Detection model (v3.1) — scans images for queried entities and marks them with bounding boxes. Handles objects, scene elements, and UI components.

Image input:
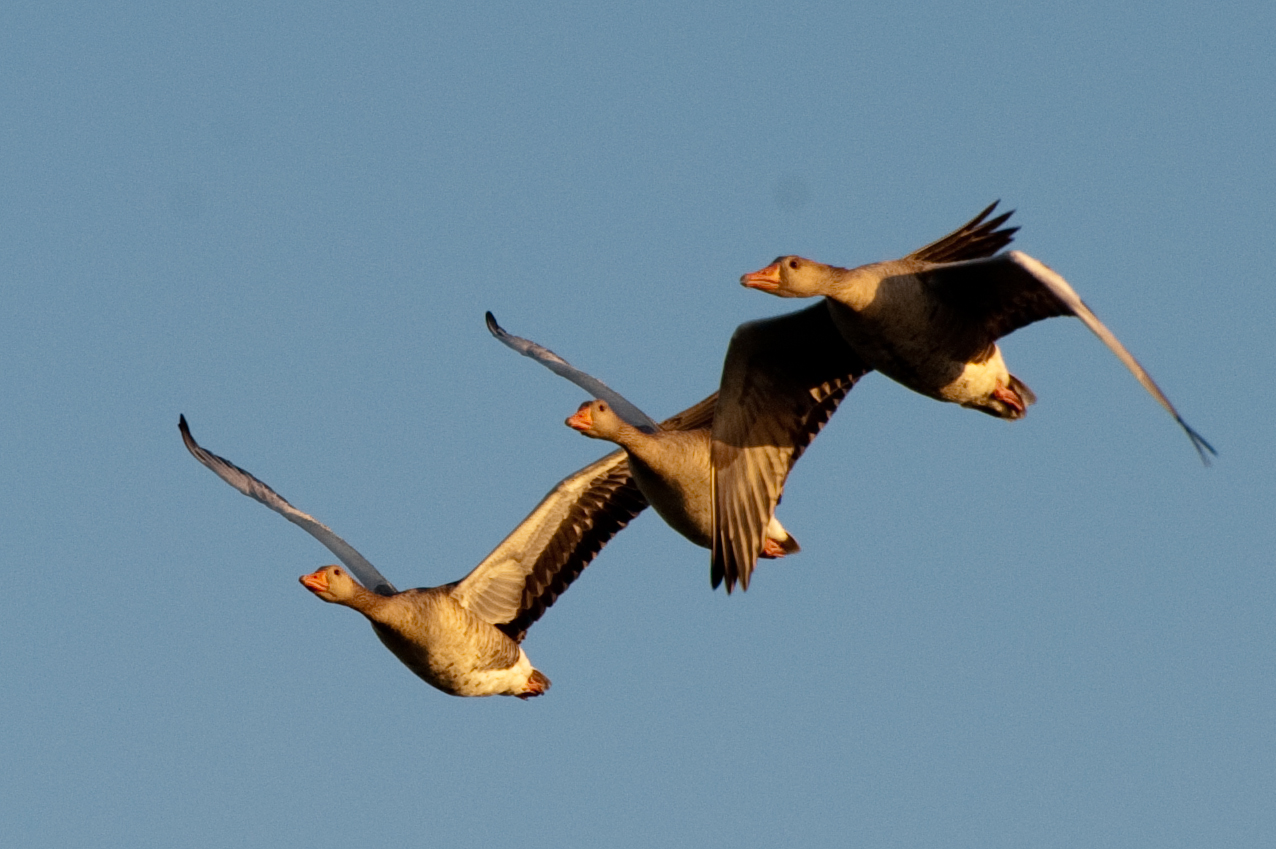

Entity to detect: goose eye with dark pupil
[788,259,799,269]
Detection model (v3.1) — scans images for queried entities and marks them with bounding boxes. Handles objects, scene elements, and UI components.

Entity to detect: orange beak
[299,570,329,594]
[566,403,593,432]
[740,262,782,291]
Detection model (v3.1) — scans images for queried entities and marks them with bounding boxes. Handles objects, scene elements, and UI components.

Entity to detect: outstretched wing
[486,311,661,433]
[179,415,398,595]
[453,394,718,641]
[922,251,1216,463]
[905,201,1018,264]
[710,302,870,592]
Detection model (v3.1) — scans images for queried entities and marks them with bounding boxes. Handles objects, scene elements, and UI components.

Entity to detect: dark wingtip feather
[710,540,727,590]
[710,528,746,594]
[497,473,649,642]
[1180,419,1217,466]
[907,201,1019,264]
[178,414,197,451]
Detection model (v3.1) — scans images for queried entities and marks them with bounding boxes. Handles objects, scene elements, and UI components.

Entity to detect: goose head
[566,399,624,441]
[741,256,832,298]
[299,564,363,604]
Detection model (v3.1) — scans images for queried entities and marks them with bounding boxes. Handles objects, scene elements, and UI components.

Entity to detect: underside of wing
[453,394,719,640]
[452,449,646,641]
[655,391,718,432]
[905,201,1018,264]
[919,252,1075,360]
[710,303,869,592]
[178,416,398,595]
[486,311,661,433]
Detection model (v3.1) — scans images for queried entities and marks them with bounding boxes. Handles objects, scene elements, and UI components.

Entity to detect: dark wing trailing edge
[710,302,870,592]
[906,201,1018,264]
[486,311,661,433]
[179,415,398,595]
[922,252,1216,464]
[454,448,646,642]
[498,454,649,641]
[453,393,720,641]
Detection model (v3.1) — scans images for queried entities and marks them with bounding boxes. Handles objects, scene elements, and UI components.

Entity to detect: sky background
[3,2,1273,847]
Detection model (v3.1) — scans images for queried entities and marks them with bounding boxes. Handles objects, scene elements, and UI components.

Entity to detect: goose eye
[788,259,799,269]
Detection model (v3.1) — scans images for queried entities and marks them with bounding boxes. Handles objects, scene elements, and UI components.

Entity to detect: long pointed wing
[710,302,870,592]
[178,416,398,595]
[922,252,1216,463]
[486,311,661,433]
[453,394,718,640]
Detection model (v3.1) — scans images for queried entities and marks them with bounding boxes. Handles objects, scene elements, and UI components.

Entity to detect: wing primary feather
[498,457,649,641]
[486,311,661,433]
[178,415,398,595]
[709,467,725,589]
[906,201,1019,264]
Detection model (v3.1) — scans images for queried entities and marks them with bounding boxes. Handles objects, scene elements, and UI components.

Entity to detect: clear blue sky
[3,2,1273,847]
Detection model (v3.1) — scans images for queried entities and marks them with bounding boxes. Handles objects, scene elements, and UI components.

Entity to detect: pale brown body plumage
[755,256,1027,417]
[618,425,715,548]
[369,587,536,697]
[567,399,798,558]
[299,566,544,698]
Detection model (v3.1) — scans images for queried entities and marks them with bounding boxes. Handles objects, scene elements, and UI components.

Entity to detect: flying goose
[487,313,800,582]
[178,400,714,698]
[564,397,801,559]
[740,202,1215,463]
[488,310,860,592]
